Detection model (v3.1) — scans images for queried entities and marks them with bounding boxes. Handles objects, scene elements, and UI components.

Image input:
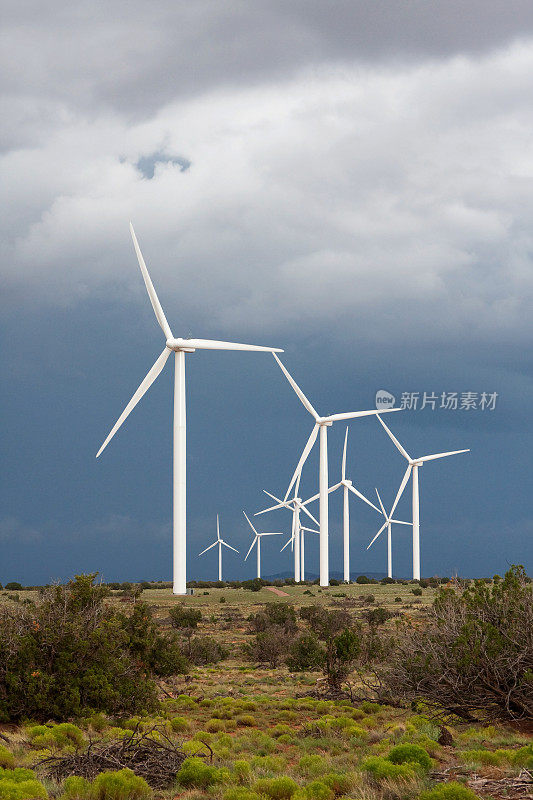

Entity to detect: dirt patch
[266,586,290,597]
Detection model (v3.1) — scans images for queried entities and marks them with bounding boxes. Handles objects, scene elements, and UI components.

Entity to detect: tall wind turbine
[280,525,319,582]
[376,415,469,580]
[305,427,381,583]
[255,472,319,582]
[198,515,239,581]
[366,488,412,578]
[273,354,399,587]
[243,512,283,579]
[96,224,283,595]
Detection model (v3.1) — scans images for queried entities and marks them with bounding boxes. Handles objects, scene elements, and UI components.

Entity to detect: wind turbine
[273,354,399,587]
[198,515,239,581]
[305,427,381,583]
[255,472,319,582]
[243,512,283,579]
[376,415,469,580]
[280,525,319,582]
[96,224,283,595]
[366,488,412,578]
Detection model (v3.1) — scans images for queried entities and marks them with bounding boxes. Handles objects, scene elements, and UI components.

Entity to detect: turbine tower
[366,488,412,578]
[376,415,469,580]
[243,512,283,579]
[96,224,283,595]
[273,354,398,587]
[280,525,319,581]
[198,515,239,581]
[305,427,381,583]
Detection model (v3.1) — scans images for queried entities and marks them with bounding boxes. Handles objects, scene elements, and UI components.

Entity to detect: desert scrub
[361,756,417,781]
[0,767,48,800]
[253,777,299,800]
[224,790,261,800]
[322,772,356,795]
[250,756,286,776]
[272,725,293,738]
[232,760,252,785]
[297,755,329,779]
[236,715,256,727]
[513,745,533,768]
[292,781,333,800]
[0,749,14,770]
[419,782,482,800]
[61,775,91,799]
[176,757,223,789]
[388,743,433,770]
[27,723,85,750]
[90,768,151,800]
[170,716,190,733]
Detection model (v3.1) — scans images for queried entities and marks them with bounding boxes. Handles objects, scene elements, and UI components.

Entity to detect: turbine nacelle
[166,339,196,352]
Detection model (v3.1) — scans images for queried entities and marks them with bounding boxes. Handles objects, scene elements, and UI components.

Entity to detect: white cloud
[2,42,533,346]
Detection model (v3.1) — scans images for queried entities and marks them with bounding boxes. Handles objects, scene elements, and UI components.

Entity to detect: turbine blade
[280,537,293,552]
[198,541,218,556]
[273,353,319,420]
[367,522,388,550]
[329,482,342,494]
[294,470,302,499]
[130,224,173,340]
[389,464,412,518]
[327,408,400,422]
[347,483,381,513]
[259,532,284,536]
[417,449,470,463]
[96,347,170,458]
[391,519,412,526]
[216,514,220,541]
[376,414,411,460]
[301,527,319,534]
[244,537,257,561]
[184,338,282,352]
[255,503,286,516]
[299,503,319,526]
[284,424,319,501]
[341,427,348,481]
[375,488,387,517]
[263,490,284,504]
[221,541,239,553]
[243,511,259,537]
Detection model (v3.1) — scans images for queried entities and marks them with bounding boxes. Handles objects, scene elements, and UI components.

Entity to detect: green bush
[460,749,504,766]
[322,772,355,795]
[293,781,334,800]
[361,756,416,781]
[272,725,292,738]
[388,743,432,770]
[419,782,482,800]
[0,749,14,770]
[253,777,299,800]
[176,757,221,789]
[287,635,325,672]
[0,768,48,800]
[236,715,256,727]
[513,745,533,768]
[170,716,190,733]
[297,755,329,778]
[61,775,91,799]
[90,768,151,800]
[224,790,260,800]
[232,760,252,785]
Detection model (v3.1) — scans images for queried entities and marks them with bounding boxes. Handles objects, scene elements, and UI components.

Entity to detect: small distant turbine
[198,515,239,582]
[367,488,412,578]
[305,427,381,583]
[96,224,283,595]
[281,525,319,582]
[376,415,469,580]
[243,512,283,579]
[273,353,399,587]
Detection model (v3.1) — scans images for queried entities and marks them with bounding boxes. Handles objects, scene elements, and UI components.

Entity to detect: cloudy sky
[1,0,532,584]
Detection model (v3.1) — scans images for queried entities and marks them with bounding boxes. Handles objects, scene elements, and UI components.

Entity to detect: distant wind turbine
[367,488,412,578]
[96,224,283,595]
[280,525,319,582]
[376,415,469,580]
[198,515,239,581]
[273,354,399,587]
[243,512,283,579]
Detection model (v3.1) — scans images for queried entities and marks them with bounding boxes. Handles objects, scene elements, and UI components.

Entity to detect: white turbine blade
[376,414,411,461]
[302,491,319,505]
[183,338,283,352]
[299,503,319,526]
[301,527,319,534]
[389,464,412,518]
[216,515,220,541]
[375,488,387,517]
[327,408,400,423]
[130,224,173,340]
[390,519,412,526]
[96,347,170,458]
[294,470,302,498]
[198,541,218,556]
[285,423,319,500]
[329,482,342,494]
[367,522,388,550]
[244,536,257,561]
[347,483,381,513]
[221,540,239,553]
[255,501,288,516]
[259,532,284,536]
[280,537,294,552]
[263,490,284,504]
[417,449,470,463]
[341,427,348,481]
[273,353,319,420]
[243,511,259,537]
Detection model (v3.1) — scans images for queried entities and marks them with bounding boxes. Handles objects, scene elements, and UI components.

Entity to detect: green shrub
[236,715,256,727]
[61,776,91,799]
[419,782,482,800]
[287,635,325,672]
[170,716,190,733]
[513,745,533,768]
[322,772,355,795]
[297,755,329,778]
[361,756,416,781]
[224,790,260,800]
[250,756,285,774]
[388,744,432,771]
[253,777,299,800]
[272,725,292,738]
[0,768,48,800]
[293,782,333,800]
[176,757,221,789]
[87,714,108,733]
[461,749,503,766]
[0,749,14,770]
[361,701,380,714]
[90,768,151,800]
[232,760,252,785]
[206,719,226,733]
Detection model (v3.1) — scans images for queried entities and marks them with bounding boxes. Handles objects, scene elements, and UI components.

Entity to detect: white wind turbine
[280,524,319,582]
[305,427,381,583]
[273,354,399,587]
[96,224,283,595]
[243,512,284,579]
[366,489,412,579]
[376,415,469,580]
[198,515,239,581]
[255,472,319,582]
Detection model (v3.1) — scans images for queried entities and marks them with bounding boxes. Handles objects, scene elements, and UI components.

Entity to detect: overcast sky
[1,1,532,584]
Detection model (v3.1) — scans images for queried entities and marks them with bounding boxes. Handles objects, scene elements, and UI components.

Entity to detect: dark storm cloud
[3,0,533,116]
